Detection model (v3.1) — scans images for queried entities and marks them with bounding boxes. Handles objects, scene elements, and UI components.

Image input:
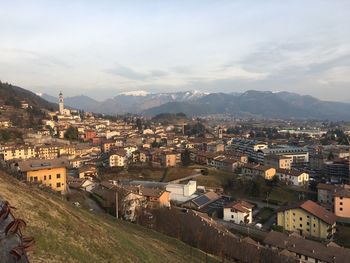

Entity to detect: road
[216,219,268,242]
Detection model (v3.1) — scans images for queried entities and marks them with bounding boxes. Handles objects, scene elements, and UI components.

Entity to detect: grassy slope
[0,171,218,263]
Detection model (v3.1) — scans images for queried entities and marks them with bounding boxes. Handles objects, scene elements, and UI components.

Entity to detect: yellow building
[18,158,68,194]
[1,146,36,161]
[277,200,336,240]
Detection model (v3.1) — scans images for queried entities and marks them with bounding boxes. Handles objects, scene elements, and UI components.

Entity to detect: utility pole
[347,137,350,181]
[115,191,119,219]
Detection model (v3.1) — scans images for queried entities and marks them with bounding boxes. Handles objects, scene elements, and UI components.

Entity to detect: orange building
[334,189,350,218]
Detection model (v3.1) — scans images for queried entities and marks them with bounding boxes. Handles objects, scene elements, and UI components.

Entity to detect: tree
[181,149,191,166]
[64,126,79,140]
[327,151,334,161]
[136,118,142,131]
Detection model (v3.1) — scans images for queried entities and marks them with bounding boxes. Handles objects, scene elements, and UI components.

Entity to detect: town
[1,89,350,263]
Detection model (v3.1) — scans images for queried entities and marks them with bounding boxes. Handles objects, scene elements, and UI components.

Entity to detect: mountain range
[41,90,350,120]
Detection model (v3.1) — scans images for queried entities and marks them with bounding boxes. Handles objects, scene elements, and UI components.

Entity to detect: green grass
[0,171,219,263]
[195,169,233,188]
[163,167,197,182]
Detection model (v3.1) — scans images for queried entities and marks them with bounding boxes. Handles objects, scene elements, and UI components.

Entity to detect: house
[264,231,350,263]
[276,169,309,186]
[18,158,68,193]
[78,165,98,179]
[102,140,116,153]
[109,149,127,167]
[241,164,276,180]
[67,177,95,192]
[223,200,254,224]
[182,191,220,210]
[277,200,337,240]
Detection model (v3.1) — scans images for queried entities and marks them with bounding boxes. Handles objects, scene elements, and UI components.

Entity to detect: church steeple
[59,91,64,115]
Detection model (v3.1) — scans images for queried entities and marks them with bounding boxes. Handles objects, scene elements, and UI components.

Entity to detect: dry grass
[0,171,219,263]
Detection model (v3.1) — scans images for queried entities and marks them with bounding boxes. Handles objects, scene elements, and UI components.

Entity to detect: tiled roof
[264,231,350,263]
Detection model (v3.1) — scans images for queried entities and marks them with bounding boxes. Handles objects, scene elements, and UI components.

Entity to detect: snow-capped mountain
[41,90,210,114]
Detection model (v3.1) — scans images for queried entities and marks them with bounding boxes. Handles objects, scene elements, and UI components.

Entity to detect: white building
[276,169,309,186]
[109,150,127,167]
[166,180,197,202]
[223,200,254,224]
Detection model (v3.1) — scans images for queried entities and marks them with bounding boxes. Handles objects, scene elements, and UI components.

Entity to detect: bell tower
[59,91,64,115]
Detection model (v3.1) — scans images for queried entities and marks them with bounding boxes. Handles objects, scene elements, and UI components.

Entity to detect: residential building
[241,164,276,180]
[109,149,127,167]
[226,138,268,161]
[277,200,337,240]
[257,146,309,166]
[223,200,254,224]
[334,188,350,219]
[276,169,309,186]
[264,231,350,263]
[18,158,68,193]
[1,146,36,161]
[264,154,292,170]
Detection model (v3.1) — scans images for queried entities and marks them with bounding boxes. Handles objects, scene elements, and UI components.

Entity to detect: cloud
[104,65,168,80]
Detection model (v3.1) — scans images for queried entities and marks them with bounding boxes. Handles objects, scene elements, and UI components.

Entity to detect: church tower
[59,91,64,115]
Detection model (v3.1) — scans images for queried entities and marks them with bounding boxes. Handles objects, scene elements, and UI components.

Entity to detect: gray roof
[18,158,68,172]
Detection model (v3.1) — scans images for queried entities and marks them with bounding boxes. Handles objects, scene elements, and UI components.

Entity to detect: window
[340,197,343,200]
[56,174,61,179]
[340,208,343,211]
[313,224,316,227]
[49,175,51,180]
[300,217,302,221]
[44,176,46,180]
[340,202,343,205]
[56,182,61,188]
[293,213,295,216]
[307,222,310,226]
[300,224,302,227]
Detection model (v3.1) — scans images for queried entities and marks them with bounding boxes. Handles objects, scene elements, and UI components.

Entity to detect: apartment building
[226,138,267,161]
[277,200,337,240]
[264,154,292,170]
[257,146,309,166]
[1,146,36,161]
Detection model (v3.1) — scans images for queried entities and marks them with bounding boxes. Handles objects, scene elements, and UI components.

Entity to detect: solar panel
[193,195,210,207]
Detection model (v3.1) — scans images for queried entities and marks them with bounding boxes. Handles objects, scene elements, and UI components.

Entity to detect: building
[58,91,64,115]
[264,155,292,170]
[1,146,36,161]
[18,158,68,193]
[334,188,350,219]
[264,231,350,263]
[317,183,350,212]
[160,152,179,167]
[277,200,337,240]
[226,138,268,161]
[109,149,127,167]
[276,169,309,186]
[241,164,276,180]
[257,146,309,166]
[324,159,349,179]
[223,200,254,224]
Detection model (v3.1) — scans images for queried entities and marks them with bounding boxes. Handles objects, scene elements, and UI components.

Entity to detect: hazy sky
[1,0,350,101]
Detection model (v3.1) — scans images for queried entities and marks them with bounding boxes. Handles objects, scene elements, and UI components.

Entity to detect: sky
[0,0,350,101]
